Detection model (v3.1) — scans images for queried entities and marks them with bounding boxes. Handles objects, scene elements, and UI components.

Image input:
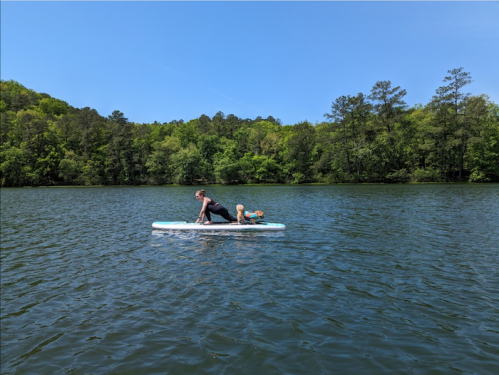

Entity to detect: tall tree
[324,95,353,175]
[212,111,226,137]
[428,68,474,180]
[442,68,473,180]
[467,99,499,182]
[283,121,316,183]
[74,107,105,160]
[106,110,135,184]
[459,95,489,179]
[369,80,407,147]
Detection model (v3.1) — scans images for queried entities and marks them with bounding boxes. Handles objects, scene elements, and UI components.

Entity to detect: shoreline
[2,181,496,189]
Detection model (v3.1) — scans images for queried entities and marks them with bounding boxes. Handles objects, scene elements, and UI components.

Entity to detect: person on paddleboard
[195,189,237,224]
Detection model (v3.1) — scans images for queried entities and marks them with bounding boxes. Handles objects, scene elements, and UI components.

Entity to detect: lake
[1,184,498,374]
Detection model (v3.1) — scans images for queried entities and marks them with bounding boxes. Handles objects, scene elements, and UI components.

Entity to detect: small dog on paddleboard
[244,210,264,224]
[236,205,264,224]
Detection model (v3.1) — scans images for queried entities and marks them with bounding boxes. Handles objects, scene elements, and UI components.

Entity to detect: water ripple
[1,185,498,374]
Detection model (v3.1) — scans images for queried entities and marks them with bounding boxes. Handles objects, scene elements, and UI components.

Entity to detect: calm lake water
[1,184,498,374]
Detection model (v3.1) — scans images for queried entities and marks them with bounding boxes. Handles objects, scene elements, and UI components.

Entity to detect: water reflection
[2,185,498,375]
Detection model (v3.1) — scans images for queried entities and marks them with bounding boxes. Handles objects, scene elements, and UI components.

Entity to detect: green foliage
[1,73,498,187]
[197,134,220,164]
[213,139,240,184]
[146,137,181,184]
[39,98,69,116]
[411,168,441,182]
[466,100,499,182]
[386,168,409,183]
[282,121,316,182]
[171,144,207,184]
[1,144,30,186]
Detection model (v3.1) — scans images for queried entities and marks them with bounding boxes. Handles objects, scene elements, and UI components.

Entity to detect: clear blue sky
[2,1,498,125]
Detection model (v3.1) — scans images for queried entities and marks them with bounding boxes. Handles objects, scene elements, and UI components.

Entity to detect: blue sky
[2,1,498,125]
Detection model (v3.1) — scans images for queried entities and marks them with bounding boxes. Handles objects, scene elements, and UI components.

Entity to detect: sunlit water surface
[1,184,498,374]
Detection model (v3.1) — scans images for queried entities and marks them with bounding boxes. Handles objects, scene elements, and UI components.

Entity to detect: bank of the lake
[2,180,496,189]
[3,76,499,188]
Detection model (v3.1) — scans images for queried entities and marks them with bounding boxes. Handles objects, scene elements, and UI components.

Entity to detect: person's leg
[204,206,212,221]
[220,210,237,222]
[209,205,237,222]
[217,206,237,221]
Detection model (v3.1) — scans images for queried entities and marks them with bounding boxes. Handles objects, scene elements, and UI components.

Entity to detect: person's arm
[196,198,210,223]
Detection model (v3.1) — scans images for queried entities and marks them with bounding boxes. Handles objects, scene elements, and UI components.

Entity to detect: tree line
[1,68,498,187]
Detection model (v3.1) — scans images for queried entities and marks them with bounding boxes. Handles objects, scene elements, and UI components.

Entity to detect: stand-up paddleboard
[152,221,286,231]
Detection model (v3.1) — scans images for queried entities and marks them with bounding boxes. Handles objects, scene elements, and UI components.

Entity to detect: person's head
[196,189,206,201]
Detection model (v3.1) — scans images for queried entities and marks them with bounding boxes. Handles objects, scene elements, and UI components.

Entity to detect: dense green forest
[1,68,498,187]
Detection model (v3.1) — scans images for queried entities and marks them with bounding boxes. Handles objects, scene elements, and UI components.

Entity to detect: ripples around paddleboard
[1,185,498,374]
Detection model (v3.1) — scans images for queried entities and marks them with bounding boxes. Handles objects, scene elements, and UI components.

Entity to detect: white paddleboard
[152,221,286,231]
